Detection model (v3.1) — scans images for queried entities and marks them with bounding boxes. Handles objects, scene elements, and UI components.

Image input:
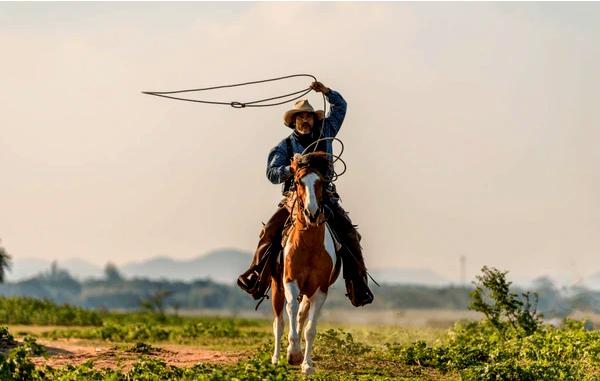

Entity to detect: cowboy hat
[283,99,324,128]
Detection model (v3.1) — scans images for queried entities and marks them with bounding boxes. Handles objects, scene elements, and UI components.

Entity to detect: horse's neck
[288,216,325,246]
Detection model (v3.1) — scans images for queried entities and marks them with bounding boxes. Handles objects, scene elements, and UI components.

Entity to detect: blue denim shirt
[266,90,347,193]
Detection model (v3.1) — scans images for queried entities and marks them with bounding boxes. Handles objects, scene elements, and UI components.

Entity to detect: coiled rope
[301,137,347,182]
[142,74,346,178]
[142,74,318,108]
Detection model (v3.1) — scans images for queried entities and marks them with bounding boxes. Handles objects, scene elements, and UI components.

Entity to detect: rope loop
[143,74,318,108]
[298,137,347,182]
[230,101,246,108]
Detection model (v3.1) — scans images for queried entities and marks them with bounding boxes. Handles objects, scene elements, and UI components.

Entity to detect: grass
[5,278,600,381]
[8,313,600,380]
[7,318,445,353]
[3,320,456,380]
[3,307,456,379]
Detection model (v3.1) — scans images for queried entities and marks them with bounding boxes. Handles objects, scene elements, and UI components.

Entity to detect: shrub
[470,266,541,338]
[0,326,14,343]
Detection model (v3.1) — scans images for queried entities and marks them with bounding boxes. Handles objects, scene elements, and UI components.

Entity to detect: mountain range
[8,250,600,289]
[6,249,251,285]
[7,249,453,286]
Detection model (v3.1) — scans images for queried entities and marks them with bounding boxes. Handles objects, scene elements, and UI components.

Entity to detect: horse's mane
[293,152,331,178]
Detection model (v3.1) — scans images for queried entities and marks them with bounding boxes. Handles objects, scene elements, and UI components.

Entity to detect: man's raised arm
[310,81,347,138]
[323,89,347,137]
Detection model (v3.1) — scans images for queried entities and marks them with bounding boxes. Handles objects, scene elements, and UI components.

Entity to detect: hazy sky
[1,2,599,283]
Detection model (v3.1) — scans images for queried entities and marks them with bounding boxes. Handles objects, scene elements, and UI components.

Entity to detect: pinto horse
[270,152,340,375]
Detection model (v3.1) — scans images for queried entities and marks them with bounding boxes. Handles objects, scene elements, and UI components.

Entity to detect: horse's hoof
[287,351,303,365]
[301,364,315,375]
[271,355,279,365]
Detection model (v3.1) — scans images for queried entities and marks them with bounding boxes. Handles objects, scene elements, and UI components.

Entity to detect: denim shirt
[266,89,347,193]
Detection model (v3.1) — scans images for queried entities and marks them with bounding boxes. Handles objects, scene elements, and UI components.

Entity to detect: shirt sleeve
[321,89,347,138]
[266,143,293,184]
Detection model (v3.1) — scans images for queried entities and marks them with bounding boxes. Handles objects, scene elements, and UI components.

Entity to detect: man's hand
[311,81,330,94]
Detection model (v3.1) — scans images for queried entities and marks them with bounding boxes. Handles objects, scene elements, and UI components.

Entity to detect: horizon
[2,3,600,285]
[6,249,600,289]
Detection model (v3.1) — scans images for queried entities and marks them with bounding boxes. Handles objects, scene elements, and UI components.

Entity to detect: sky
[1,2,599,284]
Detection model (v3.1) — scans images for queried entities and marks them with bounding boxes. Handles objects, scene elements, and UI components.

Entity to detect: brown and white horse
[270,152,340,375]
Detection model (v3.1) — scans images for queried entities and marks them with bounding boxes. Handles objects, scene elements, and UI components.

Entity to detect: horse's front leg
[301,289,328,375]
[297,295,310,338]
[284,280,303,365]
[271,279,285,364]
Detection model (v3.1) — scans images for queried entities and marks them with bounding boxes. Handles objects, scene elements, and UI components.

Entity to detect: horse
[270,152,341,375]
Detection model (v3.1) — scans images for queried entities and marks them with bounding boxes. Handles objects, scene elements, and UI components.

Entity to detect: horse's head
[291,152,331,227]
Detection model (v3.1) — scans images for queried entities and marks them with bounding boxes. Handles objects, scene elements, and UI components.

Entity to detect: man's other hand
[311,81,330,94]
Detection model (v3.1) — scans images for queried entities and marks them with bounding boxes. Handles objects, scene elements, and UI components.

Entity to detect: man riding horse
[237,81,374,307]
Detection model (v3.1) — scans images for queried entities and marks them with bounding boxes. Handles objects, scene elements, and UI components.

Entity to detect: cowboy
[237,81,374,307]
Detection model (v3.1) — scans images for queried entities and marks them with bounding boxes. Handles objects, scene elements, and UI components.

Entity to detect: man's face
[294,112,315,135]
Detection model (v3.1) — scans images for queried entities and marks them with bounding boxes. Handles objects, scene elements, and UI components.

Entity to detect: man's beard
[294,127,320,149]
[297,123,312,135]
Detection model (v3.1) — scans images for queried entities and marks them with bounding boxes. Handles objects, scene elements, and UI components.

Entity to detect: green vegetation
[0,348,300,381]
[2,267,600,379]
[470,266,541,337]
[386,319,600,380]
[39,319,250,343]
[5,317,600,380]
[384,268,600,380]
[0,296,102,326]
[0,327,13,343]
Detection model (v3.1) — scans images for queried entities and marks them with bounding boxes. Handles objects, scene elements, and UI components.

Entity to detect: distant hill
[7,257,103,280]
[21,251,596,291]
[7,249,252,284]
[120,249,252,284]
[9,252,453,287]
[370,267,449,286]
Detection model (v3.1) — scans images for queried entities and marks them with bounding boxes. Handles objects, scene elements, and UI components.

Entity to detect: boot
[329,203,374,307]
[345,275,374,307]
[238,205,289,299]
[237,243,276,300]
[237,268,259,294]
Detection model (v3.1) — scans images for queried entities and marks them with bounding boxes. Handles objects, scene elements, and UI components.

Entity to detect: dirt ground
[30,338,249,371]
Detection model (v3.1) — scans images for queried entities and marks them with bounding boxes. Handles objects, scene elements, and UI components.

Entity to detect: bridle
[292,167,327,229]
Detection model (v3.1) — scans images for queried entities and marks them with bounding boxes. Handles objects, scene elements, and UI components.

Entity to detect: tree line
[1,241,599,315]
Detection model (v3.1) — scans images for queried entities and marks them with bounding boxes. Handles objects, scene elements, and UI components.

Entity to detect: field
[1,306,600,380]
[3,268,600,380]
[2,306,458,380]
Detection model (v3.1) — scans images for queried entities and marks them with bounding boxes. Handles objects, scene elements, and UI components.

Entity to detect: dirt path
[31,339,249,371]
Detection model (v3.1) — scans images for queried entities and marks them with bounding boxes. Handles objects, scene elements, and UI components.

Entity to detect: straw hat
[283,99,324,128]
